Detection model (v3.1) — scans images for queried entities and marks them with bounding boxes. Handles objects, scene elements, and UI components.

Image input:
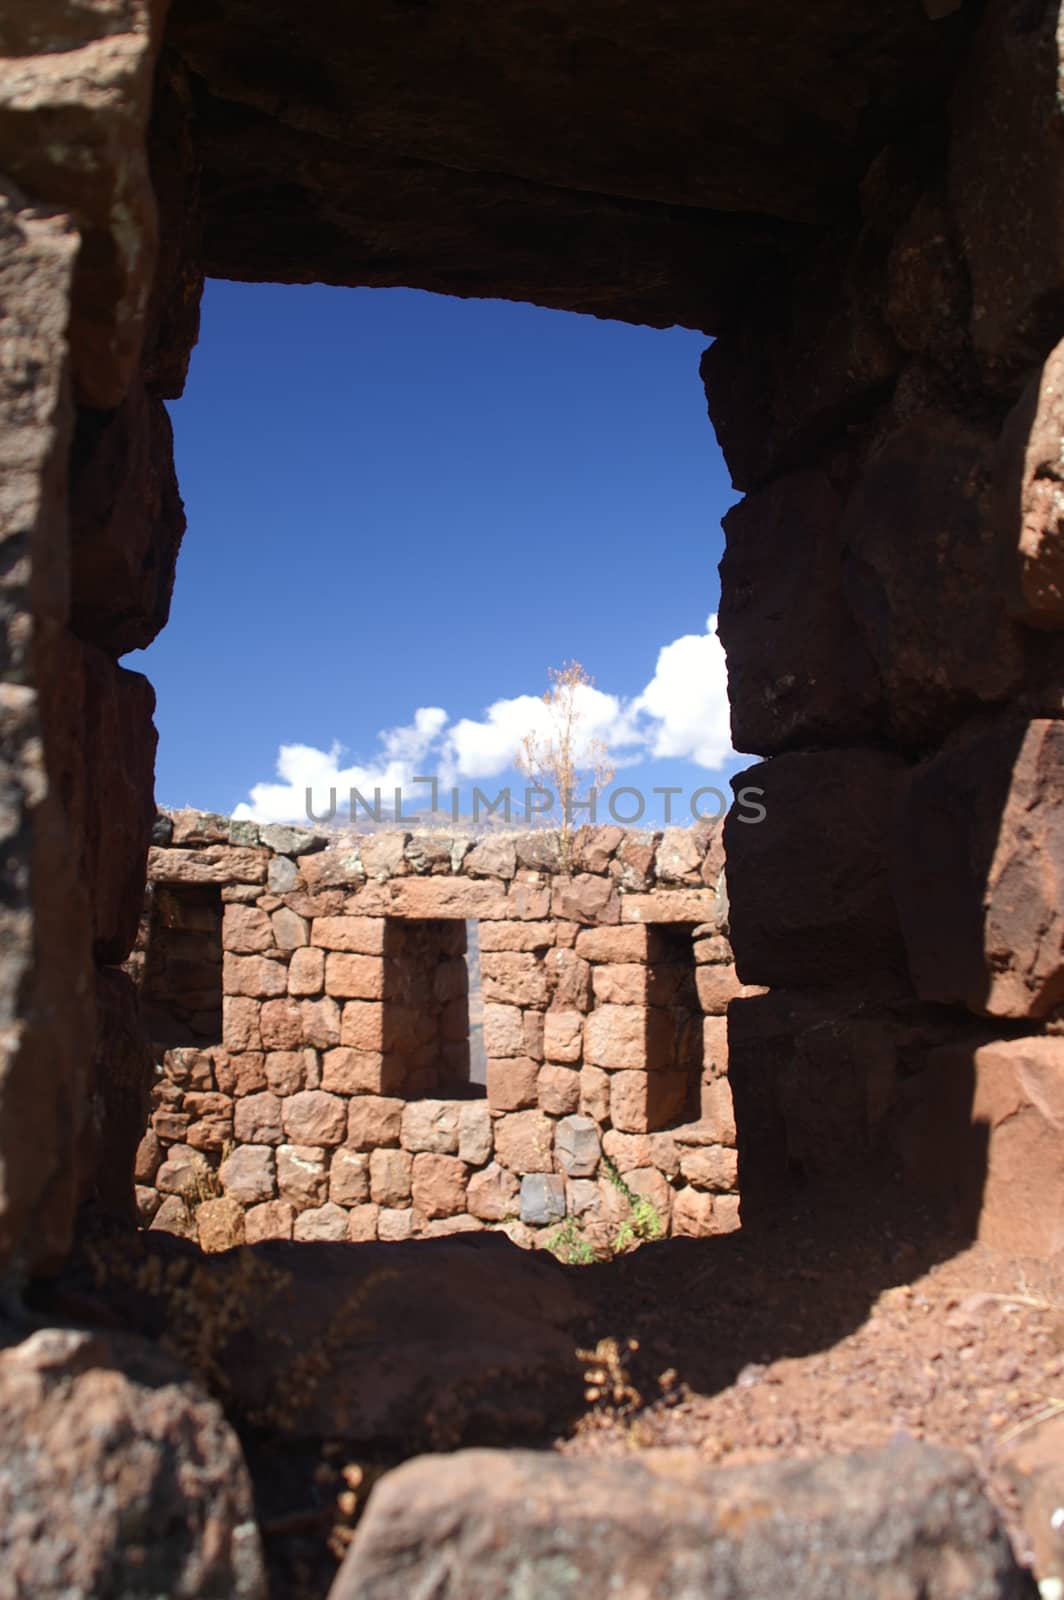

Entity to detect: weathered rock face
[165,0,969,328]
[895,1035,1064,1258]
[724,749,906,989]
[0,1324,266,1599]
[0,181,95,1280]
[894,719,1064,1019]
[3,0,1064,1304]
[331,1442,1031,1600]
[69,1229,588,1450]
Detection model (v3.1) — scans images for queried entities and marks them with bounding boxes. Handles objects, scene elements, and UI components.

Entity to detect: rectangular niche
[142,882,224,1048]
[644,923,704,1127]
[381,917,484,1098]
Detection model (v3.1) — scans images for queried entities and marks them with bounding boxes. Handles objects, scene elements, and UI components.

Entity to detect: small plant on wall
[545,1158,665,1265]
[515,660,615,864]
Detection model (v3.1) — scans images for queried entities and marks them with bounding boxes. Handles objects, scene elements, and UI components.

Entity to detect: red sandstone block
[458,1102,493,1165]
[377,1207,414,1241]
[348,1203,380,1241]
[610,1069,689,1134]
[276,1143,328,1209]
[322,1047,387,1095]
[325,951,386,1000]
[493,1111,553,1174]
[245,1200,294,1242]
[574,926,651,962]
[483,1003,524,1058]
[579,1065,610,1123]
[694,933,732,965]
[478,921,556,952]
[698,1078,737,1146]
[538,1062,580,1116]
[149,845,267,884]
[506,881,552,920]
[703,1015,729,1078]
[420,1214,485,1238]
[626,1167,673,1226]
[671,1187,718,1238]
[234,1091,283,1145]
[411,1152,468,1220]
[214,1049,266,1097]
[222,904,273,953]
[391,878,510,919]
[185,1115,234,1154]
[294,1202,351,1241]
[346,1096,404,1150]
[311,915,386,954]
[621,890,717,924]
[591,963,649,1005]
[544,1010,583,1063]
[602,1128,680,1178]
[550,874,620,926]
[695,964,743,1015]
[223,953,287,999]
[481,951,550,1008]
[340,1000,385,1051]
[288,946,325,996]
[571,824,626,874]
[181,1091,231,1120]
[680,1145,739,1192]
[222,995,262,1052]
[547,948,591,1011]
[271,907,308,949]
[259,998,304,1050]
[486,1056,539,1113]
[523,1010,545,1061]
[300,996,341,1048]
[265,1050,306,1096]
[329,1148,370,1206]
[152,1109,189,1141]
[466,1162,519,1221]
[370,1147,413,1206]
[583,1004,649,1070]
[134,1131,162,1185]
[400,1100,461,1154]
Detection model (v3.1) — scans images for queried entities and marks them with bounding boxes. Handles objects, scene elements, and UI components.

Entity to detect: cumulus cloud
[632,614,732,769]
[231,618,733,822]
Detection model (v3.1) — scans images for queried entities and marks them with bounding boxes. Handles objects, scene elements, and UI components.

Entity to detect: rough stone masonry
[131,811,745,1248]
[3,0,1064,1592]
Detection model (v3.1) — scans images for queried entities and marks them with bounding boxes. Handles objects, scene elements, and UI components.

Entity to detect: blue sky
[136,280,741,828]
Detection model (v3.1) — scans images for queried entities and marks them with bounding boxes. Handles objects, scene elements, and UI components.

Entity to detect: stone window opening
[380,917,486,1100]
[140,882,224,1050]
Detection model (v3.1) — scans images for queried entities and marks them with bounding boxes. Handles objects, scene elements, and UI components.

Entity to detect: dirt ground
[245,1178,1063,1596]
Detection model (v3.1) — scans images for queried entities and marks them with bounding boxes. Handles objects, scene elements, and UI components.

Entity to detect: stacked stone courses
[132,811,748,1248]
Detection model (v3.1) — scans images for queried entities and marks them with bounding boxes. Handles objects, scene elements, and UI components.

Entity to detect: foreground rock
[0,1325,265,1599]
[62,1231,588,1448]
[331,1442,1033,1600]
[998,1413,1064,1584]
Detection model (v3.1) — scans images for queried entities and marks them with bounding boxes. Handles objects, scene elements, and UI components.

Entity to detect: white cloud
[231,618,733,821]
[631,614,733,769]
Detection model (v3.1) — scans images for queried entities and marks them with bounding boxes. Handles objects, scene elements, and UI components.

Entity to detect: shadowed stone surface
[330,1442,1032,1600]
[165,0,970,329]
[894,718,1064,1018]
[0,1325,265,1599]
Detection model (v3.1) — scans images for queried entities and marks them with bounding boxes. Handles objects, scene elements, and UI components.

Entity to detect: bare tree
[516,661,614,859]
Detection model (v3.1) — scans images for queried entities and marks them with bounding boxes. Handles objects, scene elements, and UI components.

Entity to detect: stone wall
[4,0,1064,1284]
[131,812,744,1248]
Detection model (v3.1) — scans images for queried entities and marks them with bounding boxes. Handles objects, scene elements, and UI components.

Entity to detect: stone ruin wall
[3,0,1064,1284]
[130,810,746,1248]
